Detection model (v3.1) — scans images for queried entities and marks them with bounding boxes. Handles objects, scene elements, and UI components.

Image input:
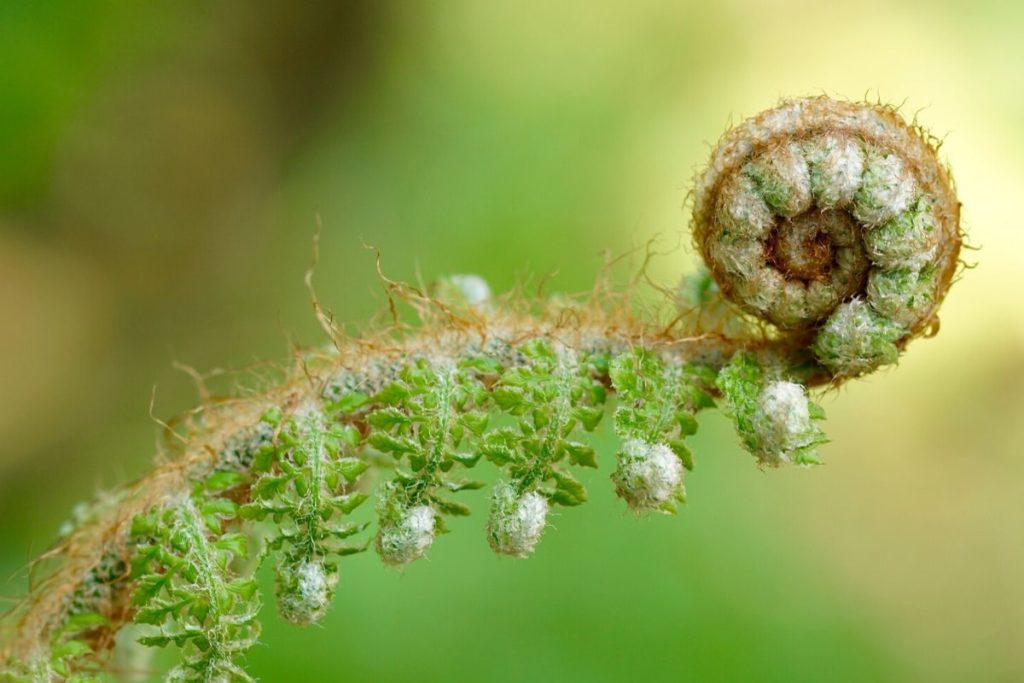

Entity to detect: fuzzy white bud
[487,482,549,557]
[276,559,337,626]
[752,381,813,462]
[612,439,684,512]
[377,503,437,566]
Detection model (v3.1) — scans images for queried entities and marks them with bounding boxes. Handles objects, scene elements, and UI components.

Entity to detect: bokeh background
[2,1,1022,681]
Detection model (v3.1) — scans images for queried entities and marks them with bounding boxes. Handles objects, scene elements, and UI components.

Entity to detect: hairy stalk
[1,96,964,682]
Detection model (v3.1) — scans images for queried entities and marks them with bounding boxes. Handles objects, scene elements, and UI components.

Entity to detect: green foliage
[6,330,853,682]
[129,481,260,682]
[1,613,112,682]
[241,406,368,625]
[717,353,827,466]
[610,347,715,472]
[715,353,765,456]
[480,339,608,507]
[608,348,715,512]
[365,358,490,562]
[2,335,850,681]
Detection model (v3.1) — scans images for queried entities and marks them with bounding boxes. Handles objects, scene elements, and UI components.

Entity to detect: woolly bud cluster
[276,559,338,627]
[752,381,816,463]
[486,482,549,557]
[375,483,437,566]
[693,96,961,380]
[611,439,685,512]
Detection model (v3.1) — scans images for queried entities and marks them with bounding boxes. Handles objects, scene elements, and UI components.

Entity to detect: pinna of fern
[0,95,964,682]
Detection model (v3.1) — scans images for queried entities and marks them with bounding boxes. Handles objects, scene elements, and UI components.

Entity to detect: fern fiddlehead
[0,96,964,682]
[693,96,960,378]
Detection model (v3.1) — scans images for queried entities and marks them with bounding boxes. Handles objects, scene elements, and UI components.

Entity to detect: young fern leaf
[0,96,965,682]
[3,613,111,682]
[241,405,368,626]
[129,484,260,682]
[608,348,716,512]
[717,353,828,466]
[366,358,490,564]
[482,339,608,554]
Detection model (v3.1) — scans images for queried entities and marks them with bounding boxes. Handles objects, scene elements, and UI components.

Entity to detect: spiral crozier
[693,96,961,378]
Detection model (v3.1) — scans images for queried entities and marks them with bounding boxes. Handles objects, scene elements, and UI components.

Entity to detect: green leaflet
[608,347,715,512]
[365,357,490,562]
[480,339,608,507]
[610,347,715,466]
[129,485,260,682]
[241,406,368,626]
[1,613,112,682]
[717,352,828,466]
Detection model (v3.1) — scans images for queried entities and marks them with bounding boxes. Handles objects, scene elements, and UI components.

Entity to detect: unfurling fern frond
[1,96,964,682]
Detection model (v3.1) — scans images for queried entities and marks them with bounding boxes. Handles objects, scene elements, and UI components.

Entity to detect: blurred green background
[2,1,1022,681]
